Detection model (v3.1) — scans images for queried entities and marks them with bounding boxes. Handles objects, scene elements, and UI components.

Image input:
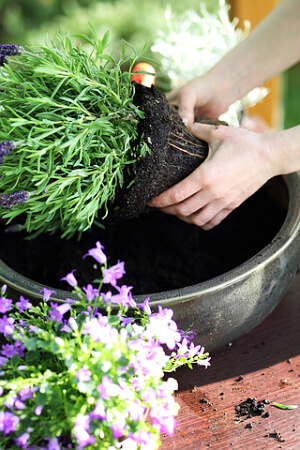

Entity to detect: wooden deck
[160,271,300,449]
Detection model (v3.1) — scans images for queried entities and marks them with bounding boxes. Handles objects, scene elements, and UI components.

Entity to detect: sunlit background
[0,0,299,130]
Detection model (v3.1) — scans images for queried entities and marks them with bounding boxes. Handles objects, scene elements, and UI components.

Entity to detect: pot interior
[0,176,289,297]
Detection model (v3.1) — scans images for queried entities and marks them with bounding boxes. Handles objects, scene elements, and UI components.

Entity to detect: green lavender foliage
[0,27,149,238]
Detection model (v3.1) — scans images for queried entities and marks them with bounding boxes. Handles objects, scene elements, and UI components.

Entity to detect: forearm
[208,0,300,109]
[266,125,300,176]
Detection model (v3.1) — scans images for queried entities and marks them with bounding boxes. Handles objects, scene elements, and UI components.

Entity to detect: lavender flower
[0,190,29,210]
[0,141,15,164]
[0,44,23,57]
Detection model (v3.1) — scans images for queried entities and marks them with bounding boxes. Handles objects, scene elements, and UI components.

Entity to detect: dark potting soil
[116,83,208,219]
[0,177,288,296]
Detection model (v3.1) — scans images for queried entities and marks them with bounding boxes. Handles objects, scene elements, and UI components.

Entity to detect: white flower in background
[152,0,268,127]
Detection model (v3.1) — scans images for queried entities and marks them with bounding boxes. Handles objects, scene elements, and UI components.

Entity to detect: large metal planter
[1,173,300,351]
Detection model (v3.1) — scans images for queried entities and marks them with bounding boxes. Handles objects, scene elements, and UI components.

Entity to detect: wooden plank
[160,272,300,448]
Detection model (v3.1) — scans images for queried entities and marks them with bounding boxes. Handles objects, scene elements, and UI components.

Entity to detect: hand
[166,74,229,125]
[150,123,276,230]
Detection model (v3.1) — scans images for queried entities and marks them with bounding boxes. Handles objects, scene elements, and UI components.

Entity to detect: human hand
[150,123,276,230]
[166,74,231,125]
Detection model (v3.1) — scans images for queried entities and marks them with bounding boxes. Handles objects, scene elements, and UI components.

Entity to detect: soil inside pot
[0,176,288,296]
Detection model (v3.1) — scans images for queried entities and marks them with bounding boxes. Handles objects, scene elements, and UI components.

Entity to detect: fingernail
[181,117,189,126]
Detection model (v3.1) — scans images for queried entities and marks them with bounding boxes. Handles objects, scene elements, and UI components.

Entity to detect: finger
[154,188,209,218]
[179,205,232,230]
[188,122,220,142]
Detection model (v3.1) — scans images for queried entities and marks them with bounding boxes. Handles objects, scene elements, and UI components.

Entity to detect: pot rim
[1,173,299,305]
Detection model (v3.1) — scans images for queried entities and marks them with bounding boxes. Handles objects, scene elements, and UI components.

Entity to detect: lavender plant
[0,241,210,449]
[0,28,150,238]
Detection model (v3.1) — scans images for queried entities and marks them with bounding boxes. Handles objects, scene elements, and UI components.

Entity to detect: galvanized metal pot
[1,173,300,351]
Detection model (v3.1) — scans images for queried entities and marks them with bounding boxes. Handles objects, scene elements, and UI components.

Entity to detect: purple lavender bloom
[49,302,71,323]
[0,297,13,313]
[82,284,99,301]
[60,270,77,287]
[0,315,14,336]
[0,190,29,210]
[0,55,7,66]
[15,431,30,449]
[76,365,92,382]
[0,141,15,164]
[0,44,23,56]
[0,411,19,435]
[83,241,106,264]
[39,288,57,302]
[15,295,32,312]
[102,261,125,286]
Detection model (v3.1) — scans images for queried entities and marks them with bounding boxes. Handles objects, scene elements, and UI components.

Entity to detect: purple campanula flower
[137,297,151,315]
[1,285,7,295]
[146,306,181,350]
[76,365,92,382]
[60,270,77,287]
[0,44,23,57]
[82,284,99,301]
[0,315,14,336]
[15,295,32,312]
[0,190,29,210]
[150,404,177,436]
[102,261,125,286]
[0,297,12,313]
[0,411,19,435]
[97,375,121,400]
[83,241,106,264]
[34,405,43,416]
[39,288,57,302]
[1,340,25,358]
[89,401,106,420]
[111,285,136,308]
[0,141,15,164]
[49,302,71,323]
[74,415,96,447]
[45,437,60,450]
[15,431,30,449]
[0,356,8,367]
[18,386,35,402]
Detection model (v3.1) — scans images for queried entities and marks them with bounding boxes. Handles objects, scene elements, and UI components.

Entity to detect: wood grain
[161,272,300,449]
